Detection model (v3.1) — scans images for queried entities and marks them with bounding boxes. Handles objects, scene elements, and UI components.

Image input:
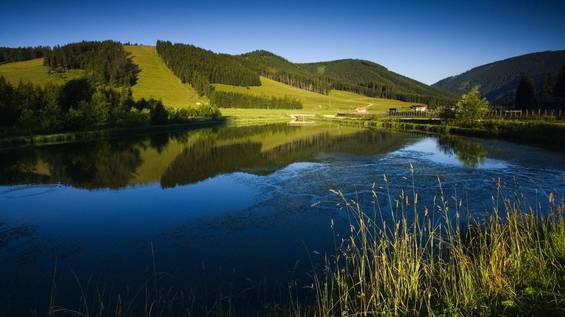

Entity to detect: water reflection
[438,136,487,168]
[401,136,507,169]
[1,125,414,190]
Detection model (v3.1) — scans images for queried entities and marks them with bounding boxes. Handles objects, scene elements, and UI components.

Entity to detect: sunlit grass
[0,58,84,86]
[124,45,206,108]
[215,76,413,113]
[311,174,565,316]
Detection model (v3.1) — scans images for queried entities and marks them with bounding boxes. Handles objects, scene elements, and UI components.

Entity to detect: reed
[310,173,564,316]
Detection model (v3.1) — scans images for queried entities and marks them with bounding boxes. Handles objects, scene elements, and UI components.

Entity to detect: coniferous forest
[210,91,302,109]
[0,46,50,64]
[45,41,139,87]
[156,40,261,96]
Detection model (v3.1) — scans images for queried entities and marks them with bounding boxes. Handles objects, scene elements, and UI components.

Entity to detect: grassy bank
[322,116,565,151]
[310,178,564,316]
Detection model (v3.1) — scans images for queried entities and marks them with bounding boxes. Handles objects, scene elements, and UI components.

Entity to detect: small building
[410,104,428,112]
[355,106,368,114]
[388,108,397,114]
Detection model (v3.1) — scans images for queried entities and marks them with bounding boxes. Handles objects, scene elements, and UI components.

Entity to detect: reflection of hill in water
[160,130,411,188]
[1,125,412,190]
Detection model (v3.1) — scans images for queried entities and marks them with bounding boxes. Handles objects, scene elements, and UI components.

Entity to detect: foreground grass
[0,58,84,86]
[124,45,205,108]
[312,177,564,316]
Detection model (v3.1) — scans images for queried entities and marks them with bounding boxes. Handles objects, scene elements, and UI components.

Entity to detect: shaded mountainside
[300,59,454,105]
[235,50,455,106]
[433,50,565,103]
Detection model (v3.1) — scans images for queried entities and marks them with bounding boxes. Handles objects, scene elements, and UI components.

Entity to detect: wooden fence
[337,108,564,120]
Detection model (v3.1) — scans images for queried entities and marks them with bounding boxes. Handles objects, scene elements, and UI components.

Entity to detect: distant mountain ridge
[433,50,565,103]
[235,50,455,106]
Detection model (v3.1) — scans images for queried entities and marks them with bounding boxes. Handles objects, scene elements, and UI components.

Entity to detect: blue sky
[1,0,564,84]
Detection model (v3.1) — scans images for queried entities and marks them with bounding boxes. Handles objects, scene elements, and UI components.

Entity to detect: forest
[210,91,302,109]
[44,41,139,87]
[0,46,50,64]
[0,76,220,133]
[156,40,261,96]
[513,66,565,108]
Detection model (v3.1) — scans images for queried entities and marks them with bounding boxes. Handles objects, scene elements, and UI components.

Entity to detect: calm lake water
[1,124,564,314]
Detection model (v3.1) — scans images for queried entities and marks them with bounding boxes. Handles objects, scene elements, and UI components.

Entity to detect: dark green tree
[554,65,565,98]
[0,76,18,126]
[515,76,536,109]
[150,100,169,124]
[540,74,554,98]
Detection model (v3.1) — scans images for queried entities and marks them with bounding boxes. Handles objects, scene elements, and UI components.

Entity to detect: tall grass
[312,172,564,316]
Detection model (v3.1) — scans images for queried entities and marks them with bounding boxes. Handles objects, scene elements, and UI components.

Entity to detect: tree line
[44,41,139,87]
[263,72,330,94]
[514,65,565,109]
[0,76,220,133]
[210,91,302,109]
[156,40,261,96]
[0,46,50,64]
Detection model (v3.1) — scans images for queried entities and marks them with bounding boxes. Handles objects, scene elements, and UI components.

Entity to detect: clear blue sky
[1,0,564,84]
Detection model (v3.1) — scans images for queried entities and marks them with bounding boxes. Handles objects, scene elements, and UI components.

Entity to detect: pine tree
[540,74,554,98]
[554,65,565,97]
[515,76,537,109]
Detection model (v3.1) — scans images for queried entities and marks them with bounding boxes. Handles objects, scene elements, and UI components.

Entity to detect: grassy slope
[215,77,412,112]
[124,45,205,108]
[216,77,413,125]
[0,58,84,86]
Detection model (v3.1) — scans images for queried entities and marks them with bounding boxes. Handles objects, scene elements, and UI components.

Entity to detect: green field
[214,76,412,112]
[125,45,205,108]
[0,58,84,86]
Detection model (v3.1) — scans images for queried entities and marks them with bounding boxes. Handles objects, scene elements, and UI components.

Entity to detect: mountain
[0,40,456,108]
[433,50,565,103]
[235,51,455,106]
[300,59,454,105]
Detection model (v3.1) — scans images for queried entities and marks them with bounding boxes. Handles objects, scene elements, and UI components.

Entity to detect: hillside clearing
[0,58,84,86]
[125,45,205,108]
[214,77,412,113]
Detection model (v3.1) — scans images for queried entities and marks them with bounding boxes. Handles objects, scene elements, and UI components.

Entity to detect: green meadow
[214,76,412,112]
[124,45,205,108]
[0,58,84,86]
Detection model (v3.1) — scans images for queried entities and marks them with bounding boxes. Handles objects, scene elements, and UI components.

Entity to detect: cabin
[410,104,428,112]
[388,108,397,114]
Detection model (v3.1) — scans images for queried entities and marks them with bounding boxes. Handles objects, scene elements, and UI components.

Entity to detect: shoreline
[319,116,565,151]
[0,117,226,150]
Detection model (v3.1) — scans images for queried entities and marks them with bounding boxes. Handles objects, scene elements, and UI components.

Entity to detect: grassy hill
[433,50,565,102]
[215,76,411,111]
[124,45,204,108]
[0,58,84,86]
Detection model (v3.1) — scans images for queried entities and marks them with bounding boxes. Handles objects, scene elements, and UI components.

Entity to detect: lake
[1,124,564,314]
